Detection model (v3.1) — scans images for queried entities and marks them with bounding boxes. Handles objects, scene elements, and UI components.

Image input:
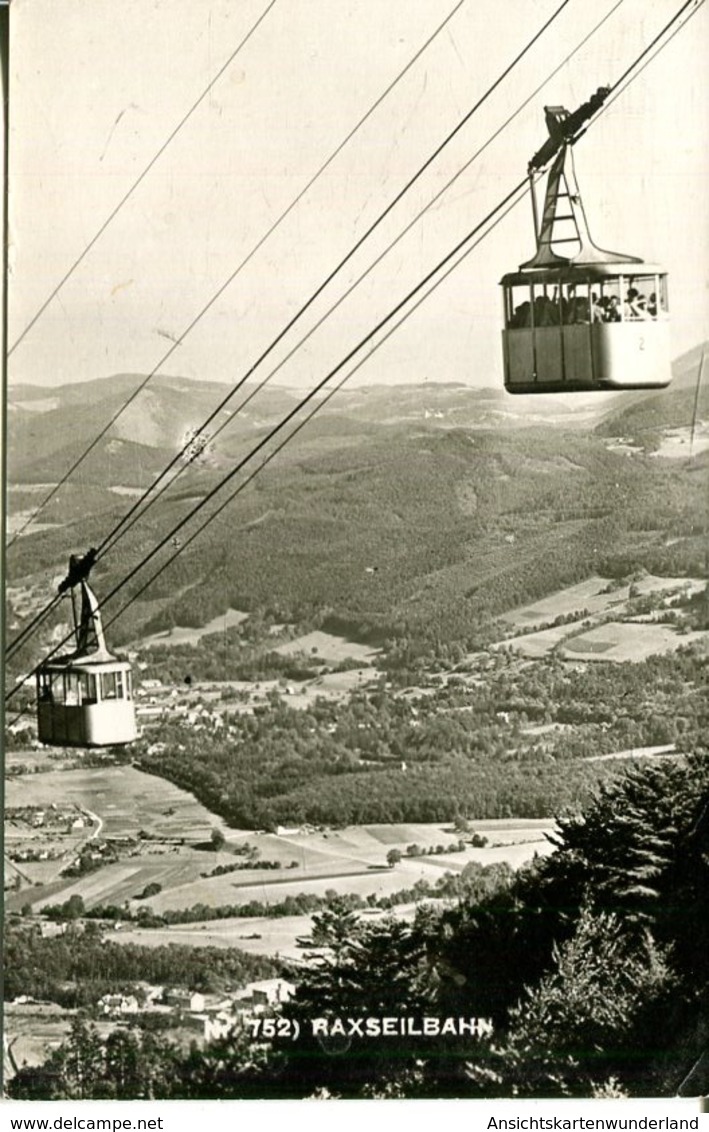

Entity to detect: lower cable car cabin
[37,656,136,748]
[501,94,672,395]
[36,556,138,747]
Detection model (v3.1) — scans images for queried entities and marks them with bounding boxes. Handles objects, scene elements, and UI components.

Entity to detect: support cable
[5,0,470,548]
[6,0,700,688]
[7,0,279,358]
[98,0,626,561]
[7,0,569,550]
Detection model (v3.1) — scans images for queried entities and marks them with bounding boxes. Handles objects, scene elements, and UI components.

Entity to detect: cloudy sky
[8,0,709,391]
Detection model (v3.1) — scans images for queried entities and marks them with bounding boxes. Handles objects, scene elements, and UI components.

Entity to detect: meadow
[4,765,231,841]
[7,760,553,920]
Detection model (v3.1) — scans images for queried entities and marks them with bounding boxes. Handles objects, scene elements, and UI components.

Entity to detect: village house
[98,994,140,1017]
[39,921,67,940]
[234,979,295,1012]
[165,989,206,1013]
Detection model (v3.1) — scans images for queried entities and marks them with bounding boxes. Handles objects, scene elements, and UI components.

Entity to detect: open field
[191,668,383,712]
[123,820,554,914]
[504,619,707,662]
[283,666,382,708]
[4,1007,122,1075]
[495,574,707,661]
[136,607,249,649]
[23,822,552,916]
[108,903,427,961]
[560,622,708,662]
[4,765,232,841]
[274,630,378,664]
[6,777,554,916]
[649,423,709,459]
[494,624,573,659]
[501,574,704,632]
[4,1006,74,1073]
[584,744,677,763]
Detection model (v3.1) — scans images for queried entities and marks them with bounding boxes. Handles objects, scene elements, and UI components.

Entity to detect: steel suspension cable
[7,0,576,661]
[8,0,571,554]
[100,182,534,640]
[5,0,470,550]
[5,175,529,700]
[99,0,626,561]
[6,0,698,688]
[7,0,278,359]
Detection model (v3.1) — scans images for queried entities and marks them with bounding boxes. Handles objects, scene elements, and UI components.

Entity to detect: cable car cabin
[501,93,672,394]
[502,265,670,394]
[37,657,136,748]
[36,555,138,747]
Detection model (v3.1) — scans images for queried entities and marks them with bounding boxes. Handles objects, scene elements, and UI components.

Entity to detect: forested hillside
[7,416,705,680]
[137,645,707,828]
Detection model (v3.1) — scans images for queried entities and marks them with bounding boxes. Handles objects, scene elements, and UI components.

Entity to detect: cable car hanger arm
[527,85,611,174]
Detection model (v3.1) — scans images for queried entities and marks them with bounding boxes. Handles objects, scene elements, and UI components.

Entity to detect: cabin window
[657,275,669,315]
[79,672,98,704]
[505,273,669,328]
[533,284,563,326]
[618,274,667,320]
[559,281,592,325]
[48,672,65,703]
[38,671,54,703]
[124,670,133,700]
[506,285,533,328]
[101,671,125,700]
[64,672,80,706]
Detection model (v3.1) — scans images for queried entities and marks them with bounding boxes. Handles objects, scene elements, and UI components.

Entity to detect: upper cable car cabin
[501,92,671,394]
[36,553,138,748]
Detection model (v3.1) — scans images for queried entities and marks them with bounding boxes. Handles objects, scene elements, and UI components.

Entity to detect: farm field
[274,630,378,665]
[4,765,232,841]
[6,773,554,916]
[559,622,708,662]
[22,822,552,916]
[504,619,707,661]
[494,624,573,659]
[111,903,443,962]
[5,1007,121,1075]
[136,607,249,649]
[4,1006,74,1073]
[501,574,704,631]
[284,666,382,708]
[119,820,554,914]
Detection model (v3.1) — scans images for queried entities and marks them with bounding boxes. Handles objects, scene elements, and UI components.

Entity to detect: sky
[7,0,709,392]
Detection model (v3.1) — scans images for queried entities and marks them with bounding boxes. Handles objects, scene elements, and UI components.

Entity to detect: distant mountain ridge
[5,364,657,486]
[9,337,705,477]
[7,343,705,655]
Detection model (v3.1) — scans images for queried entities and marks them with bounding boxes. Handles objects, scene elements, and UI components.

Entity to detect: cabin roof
[501,263,666,286]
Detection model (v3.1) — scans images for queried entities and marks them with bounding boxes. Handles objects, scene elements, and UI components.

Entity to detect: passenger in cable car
[511,300,531,328]
[590,293,604,323]
[624,287,646,320]
[535,294,558,326]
